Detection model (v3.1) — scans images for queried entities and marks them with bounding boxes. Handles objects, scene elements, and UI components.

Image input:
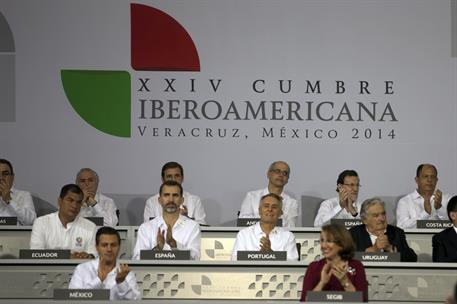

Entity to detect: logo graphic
[191,275,212,295]
[0,12,15,122]
[61,3,200,137]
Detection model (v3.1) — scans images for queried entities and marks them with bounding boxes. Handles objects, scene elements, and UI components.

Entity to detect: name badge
[307,291,363,302]
[416,220,453,229]
[331,218,362,228]
[140,250,191,260]
[54,289,110,300]
[0,216,17,225]
[84,217,104,226]
[354,251,400,262]
[20,249,71,259]
[237,251,287,261]
[237,218,282,227]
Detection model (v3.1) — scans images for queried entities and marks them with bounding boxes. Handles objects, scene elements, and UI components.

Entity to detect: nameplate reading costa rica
[237,251,287,261]
[0,216,17,225]
[307,291,363,302]
[53,289,109,300]
[84,217,104,226]
[416,220,452,229]
[140,250,191,260]
[354,252,400,262]
[237,218,282,227]
[331,218,363,228]
[20,249,71,259]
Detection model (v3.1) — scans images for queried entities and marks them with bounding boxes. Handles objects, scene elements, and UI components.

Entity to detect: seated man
[232,193,299,261]
[76,168,118,227]
[350,198,417,262]
[0,159,36,225]
[314,170,362,227]
[239,161,298,227]
[30,184,97,259]
[133,180,201,260]
[432,196,457,262]
[69,226,141,300]
[144,162,206,224]
[397,164,453,229]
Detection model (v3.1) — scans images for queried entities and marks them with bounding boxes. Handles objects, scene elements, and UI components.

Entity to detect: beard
[164,203,178,214]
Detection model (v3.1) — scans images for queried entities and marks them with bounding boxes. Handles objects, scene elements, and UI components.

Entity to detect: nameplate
[237,218,282,227]
[84,217,103,226]
[416,220,453,229]
[354,251,400,262]
[20,249,71,259]
[307,291,363,302]
[140,250,191,260]
[331,218,362,228]
[237,251,287,261]
[0,216,17,225]
[54,289,109,300]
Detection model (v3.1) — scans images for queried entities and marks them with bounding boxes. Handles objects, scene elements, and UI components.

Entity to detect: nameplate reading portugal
[0,216,17,225]
[84,217,104,226]
[54,289,110,300]
[140,250,191,260]
[20,249,71,259]
[307,291,363,302]
[331,218,362,228]
[237,218,282,227]
[416,220,452,229]
[354,251,400,262]
[237,251,287,261]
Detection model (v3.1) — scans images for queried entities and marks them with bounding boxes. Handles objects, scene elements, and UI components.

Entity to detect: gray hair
[76,168,99,182]
[259,193,283,211]
[268,161,290,174]
[360,197,385,221]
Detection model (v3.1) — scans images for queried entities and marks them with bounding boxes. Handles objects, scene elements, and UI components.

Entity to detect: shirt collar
[157,214,187,229]
[254,221,279,236]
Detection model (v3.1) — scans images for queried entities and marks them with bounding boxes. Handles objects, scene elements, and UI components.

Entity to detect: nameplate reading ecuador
[237,218,282,227]
[20,249,71,259]
[84,217,104,226]
[53,289,109,300]
[307,291,363,302]
[237,251,287,261]
[416,220,452,229]
[0,216,17,225]
[331,218,363,228]
[140,250,191,260]
[354,251,400,262]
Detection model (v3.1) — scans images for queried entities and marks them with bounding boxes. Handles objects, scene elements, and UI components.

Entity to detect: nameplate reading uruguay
[20,249,71,259]
[307,291,363,302]
[85,217,104,226]
[237,218,282,227]
[140,250,191,260]
[54,289,109,300]
[354,252,400,262]
[416,220,452,229]
[0,216,17,225]
[237,251,287,261]
[331,218,362,228]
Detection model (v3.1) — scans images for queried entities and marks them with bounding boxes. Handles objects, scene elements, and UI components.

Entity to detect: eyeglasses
[270,169,289,177]
[343,183,361,188]
[0,171,12,177]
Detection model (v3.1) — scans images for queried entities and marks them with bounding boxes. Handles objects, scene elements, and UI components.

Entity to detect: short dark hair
[447,196,457,221]
[59,184,83,199]
[260,193,283,210]
[161,162,184,179]
[416,164,437,177]
[321,223,355,260]
[96,226,121,246]
[336,170,358,192]
[0,159,14,175]
[159,180,183,196]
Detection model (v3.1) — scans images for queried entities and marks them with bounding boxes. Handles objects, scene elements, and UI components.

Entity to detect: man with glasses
[0,159,36,225]
[239,161,298,227]
[314,170,362,227]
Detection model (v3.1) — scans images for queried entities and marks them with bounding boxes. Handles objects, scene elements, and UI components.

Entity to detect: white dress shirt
[133,214,201,260]
[30,212,97,256]
[0,187,36,225]
[143,191,206,224]
[396,190,452,229]
[314,197,362,227]
[231,222,299,261]
[239,187,298,227]
[79,193,118,227]
[69,259,141,300]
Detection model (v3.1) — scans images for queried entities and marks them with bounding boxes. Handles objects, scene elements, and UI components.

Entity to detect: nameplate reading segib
[416,220,452,229]
[331,218,362,228]
[0,216,17,225]
[354,251,400,262]
[140,250,191,260]
[307,291,363,302]
[84,217,104,226]
[19,249,71,259]
[237,251,287,261]
[54,289,110,300]
[237,218,282,227]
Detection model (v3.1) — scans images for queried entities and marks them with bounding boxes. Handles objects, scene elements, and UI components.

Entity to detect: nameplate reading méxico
[84,217,104,226]
[331,218,363,228]
[237,218,282,227]
[307,291,363,302]
[237,251,287,261]
[0,216,17,225]
[354,251,400,262]
[53,289,110,300]
[19,249,71,259]
[416,220,452,229]
[140,250,191,260]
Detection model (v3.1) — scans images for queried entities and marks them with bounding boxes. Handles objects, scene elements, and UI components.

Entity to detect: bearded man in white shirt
[134,180,201,260]
[239,161,298,227]
[232,193,299,261]
[396,164,453,229]
[143,161,206,225]
[69,226,141,300]
[0,159,36,225]
[76,168,118,227]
